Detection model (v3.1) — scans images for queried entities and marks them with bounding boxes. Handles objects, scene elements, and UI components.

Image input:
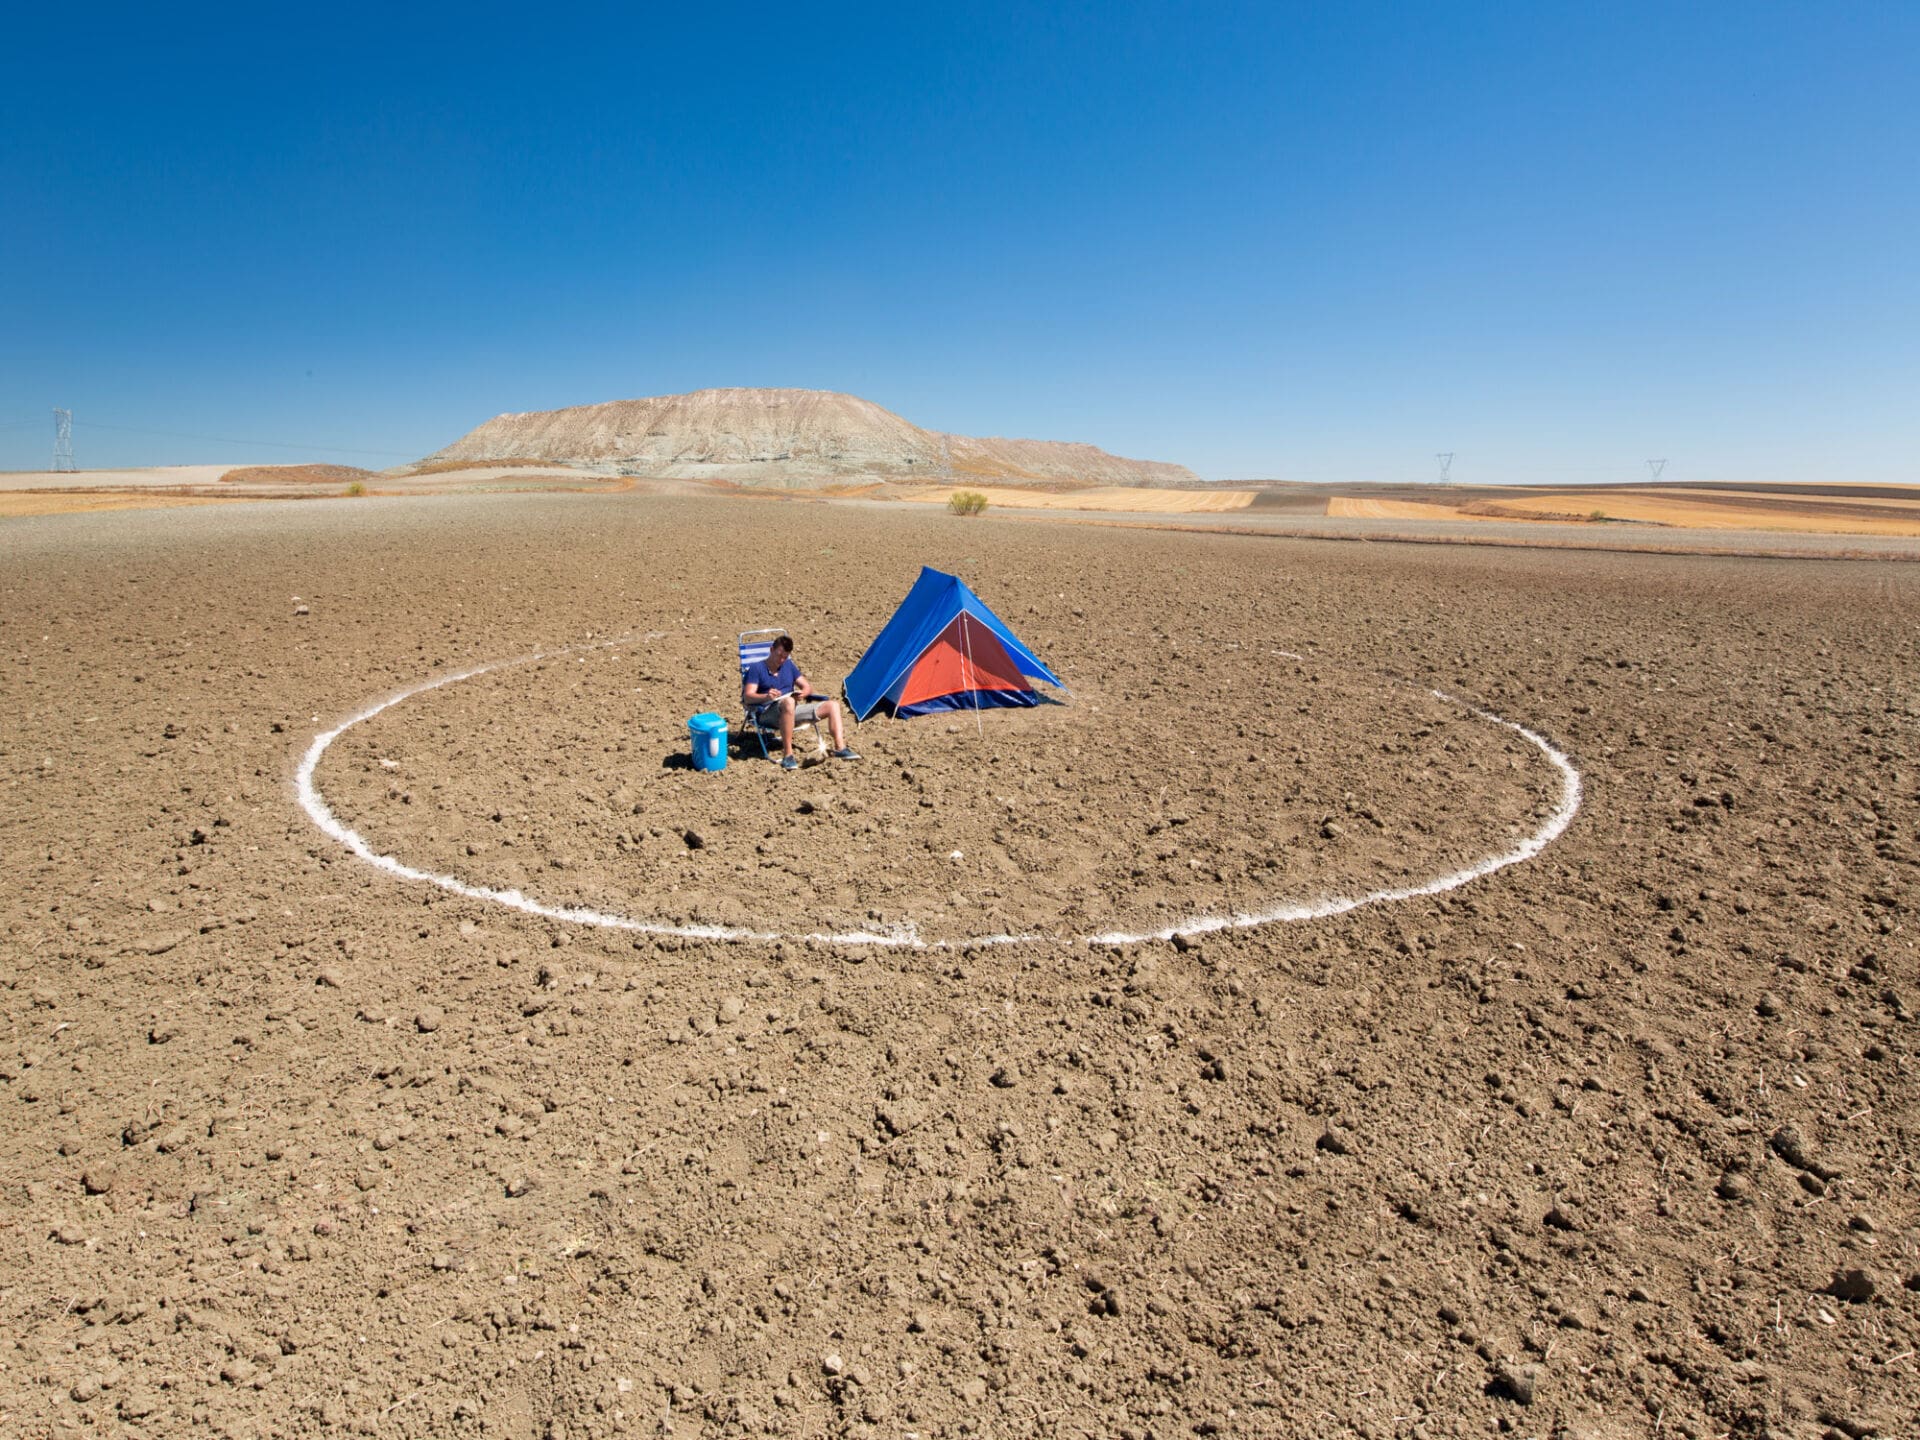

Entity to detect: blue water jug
[687,712,729,772]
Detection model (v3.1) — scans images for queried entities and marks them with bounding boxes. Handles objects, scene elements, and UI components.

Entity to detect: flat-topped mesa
[425,387,1200,488]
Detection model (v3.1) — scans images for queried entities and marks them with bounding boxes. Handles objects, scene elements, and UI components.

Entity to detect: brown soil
[3,495,1915,1440]
[319,652,1548,946]
[891,485,1258,516]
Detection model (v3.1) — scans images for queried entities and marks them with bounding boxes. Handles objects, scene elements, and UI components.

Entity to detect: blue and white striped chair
[738,627,827,763]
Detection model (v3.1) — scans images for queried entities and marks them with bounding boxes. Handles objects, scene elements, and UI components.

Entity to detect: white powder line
[296,640,777,943]
[1087,691,1582,944]
[297,649,1580,949]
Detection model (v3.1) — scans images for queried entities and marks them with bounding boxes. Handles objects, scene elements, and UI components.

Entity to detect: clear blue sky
[3,2,1915,483]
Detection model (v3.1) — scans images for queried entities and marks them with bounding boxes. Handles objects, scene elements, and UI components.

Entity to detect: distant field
[14,467,1919,540]
[898,483,1258,513]
[219,464,375,487]
[0,491,256,518]
[1326,497,1464,521]
[1326,482,1920,536]
[403,457,581,476]
[1479,488,1920,535]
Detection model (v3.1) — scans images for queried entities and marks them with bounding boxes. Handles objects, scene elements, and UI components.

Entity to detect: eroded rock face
[426,387,1200,487]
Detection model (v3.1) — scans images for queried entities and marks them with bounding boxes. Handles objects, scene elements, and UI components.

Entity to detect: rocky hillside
[424,388,1200,487]
[939,434,1191,487]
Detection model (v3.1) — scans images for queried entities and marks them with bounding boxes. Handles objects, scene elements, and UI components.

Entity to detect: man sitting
[743,634,860,771]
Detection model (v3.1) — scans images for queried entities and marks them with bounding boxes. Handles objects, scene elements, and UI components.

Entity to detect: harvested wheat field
[1321,482,1920,538]
[0,492,259,520]
[1480,489,1920,536]
[1325,497,1465,523]
[3,492,1916,1440]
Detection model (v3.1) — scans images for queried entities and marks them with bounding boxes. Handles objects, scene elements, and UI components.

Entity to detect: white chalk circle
[296,640,1581,948]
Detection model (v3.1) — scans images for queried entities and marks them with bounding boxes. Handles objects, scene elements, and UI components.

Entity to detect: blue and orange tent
[844,567,1066,720]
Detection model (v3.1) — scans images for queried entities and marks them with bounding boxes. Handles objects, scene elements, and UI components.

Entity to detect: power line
[52,409,75,471]
[71,418,416,458]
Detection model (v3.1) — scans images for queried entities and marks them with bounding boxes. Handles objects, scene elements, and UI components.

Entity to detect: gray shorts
[751,700,822,728]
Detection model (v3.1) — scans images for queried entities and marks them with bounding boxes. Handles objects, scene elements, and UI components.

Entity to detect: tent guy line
[294,640,1582,948]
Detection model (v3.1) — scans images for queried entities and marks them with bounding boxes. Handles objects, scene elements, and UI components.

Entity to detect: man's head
[769,635,794,664]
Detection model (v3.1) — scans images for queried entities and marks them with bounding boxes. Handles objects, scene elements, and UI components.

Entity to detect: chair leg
[743,714,820,762]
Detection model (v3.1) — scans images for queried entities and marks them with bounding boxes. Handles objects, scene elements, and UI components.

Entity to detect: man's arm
[744,664,787,705]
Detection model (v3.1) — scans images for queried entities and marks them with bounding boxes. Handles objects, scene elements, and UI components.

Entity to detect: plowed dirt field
[3,494,1915,1440]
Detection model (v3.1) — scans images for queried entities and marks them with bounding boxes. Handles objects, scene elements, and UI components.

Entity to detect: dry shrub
[948,490,989,516]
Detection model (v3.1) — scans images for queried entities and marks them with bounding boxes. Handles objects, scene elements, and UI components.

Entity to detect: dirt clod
[1826,1268,1881,1303]
[1494,1360,1542,1405]
[1769,1122,1840,1179]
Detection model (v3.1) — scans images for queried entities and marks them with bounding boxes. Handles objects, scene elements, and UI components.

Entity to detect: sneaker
[832,747,861,761]
[779,755,800,771]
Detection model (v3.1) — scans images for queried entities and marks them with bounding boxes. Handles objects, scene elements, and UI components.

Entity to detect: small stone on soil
[1494,1360,1541,1405]
[1543,1203,1581,1232]
[1826,1268,1881,1303]
[1769,1122,1838,1178]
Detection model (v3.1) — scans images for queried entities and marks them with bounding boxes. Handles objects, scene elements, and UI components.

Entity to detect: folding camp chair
[737,628,828,765]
